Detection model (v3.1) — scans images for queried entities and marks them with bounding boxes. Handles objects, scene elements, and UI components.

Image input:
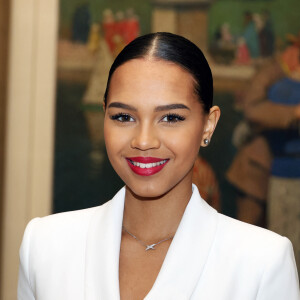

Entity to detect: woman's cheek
[105,124,120,145]
[166,125,202,156]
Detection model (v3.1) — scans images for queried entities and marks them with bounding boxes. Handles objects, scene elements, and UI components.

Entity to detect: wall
[0,0,58,298]
[0,0,10,293]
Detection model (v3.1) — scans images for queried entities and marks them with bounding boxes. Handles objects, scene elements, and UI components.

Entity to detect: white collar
[84,184,218,300]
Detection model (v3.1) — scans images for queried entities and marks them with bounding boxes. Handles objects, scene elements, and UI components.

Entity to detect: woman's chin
[126,184,169,200]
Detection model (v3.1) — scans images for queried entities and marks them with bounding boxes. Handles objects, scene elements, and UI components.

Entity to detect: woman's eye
[110,113,134,122]
[161,114,185,123]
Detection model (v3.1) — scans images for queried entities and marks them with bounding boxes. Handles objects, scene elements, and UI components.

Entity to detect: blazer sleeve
[256,237,300,300]
[17,218,40,300]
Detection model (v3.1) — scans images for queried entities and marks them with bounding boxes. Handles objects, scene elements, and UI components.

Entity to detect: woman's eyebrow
[107,102,190,112]
[108,102,137,111]
[154,104,190,112]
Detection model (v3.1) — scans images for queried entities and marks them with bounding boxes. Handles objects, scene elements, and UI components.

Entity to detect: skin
[104,58,220,299]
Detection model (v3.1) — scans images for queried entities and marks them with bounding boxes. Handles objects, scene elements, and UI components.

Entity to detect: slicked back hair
[103,32,213,113]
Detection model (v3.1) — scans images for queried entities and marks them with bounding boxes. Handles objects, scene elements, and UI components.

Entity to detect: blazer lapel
[145,184,219,300]
[84,187,126,300]
[84,184,218,300]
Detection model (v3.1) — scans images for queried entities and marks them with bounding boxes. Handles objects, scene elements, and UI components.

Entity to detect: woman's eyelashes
[110,112,186,124]
[161,113,185,123]
[110,113,134,122]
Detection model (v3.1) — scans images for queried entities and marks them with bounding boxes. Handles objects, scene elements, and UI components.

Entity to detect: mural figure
[115,10,126,42]
[113,11,127,57]
[260,10,275,57]
[210,23,236,64]
[101,8,140,56]
[227,34,300,274]
[71,3,91,43]
[220,23,234,46]
[235,37,251,65]
[102,9,116,53]
[124,8,140,44]
[243,11,260,59]
[87,23,101,53]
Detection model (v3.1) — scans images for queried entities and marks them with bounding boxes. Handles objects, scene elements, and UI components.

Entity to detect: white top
[18,185,300,300]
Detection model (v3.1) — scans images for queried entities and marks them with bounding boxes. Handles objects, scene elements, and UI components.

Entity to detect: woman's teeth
[130,160,167,168]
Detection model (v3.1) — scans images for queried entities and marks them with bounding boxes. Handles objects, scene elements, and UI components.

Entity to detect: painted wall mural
[54,1,300,237]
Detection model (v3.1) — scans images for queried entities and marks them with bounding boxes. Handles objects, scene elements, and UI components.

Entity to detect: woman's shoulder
[217,212,283,241]
[18,201,116,297]
[215,212,294,263]
[21,187,126,255]
[22,200,113,248]
[206,213,299,299]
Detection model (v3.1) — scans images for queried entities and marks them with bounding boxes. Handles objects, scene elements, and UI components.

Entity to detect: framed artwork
[54,0,300,224]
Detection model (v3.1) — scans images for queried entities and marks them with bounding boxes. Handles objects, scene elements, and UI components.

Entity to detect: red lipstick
[126,157,169,176]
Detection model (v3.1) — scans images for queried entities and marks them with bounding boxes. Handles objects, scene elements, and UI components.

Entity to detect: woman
[18,32,299,300]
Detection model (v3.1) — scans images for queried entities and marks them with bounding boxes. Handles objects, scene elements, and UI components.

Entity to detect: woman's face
[104,58,218,198]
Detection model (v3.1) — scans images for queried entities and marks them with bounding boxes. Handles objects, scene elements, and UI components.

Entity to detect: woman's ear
[201,106,221,147]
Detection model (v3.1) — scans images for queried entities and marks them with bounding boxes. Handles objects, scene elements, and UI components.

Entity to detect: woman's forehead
[108,58,197,100]
[112,58,193,78]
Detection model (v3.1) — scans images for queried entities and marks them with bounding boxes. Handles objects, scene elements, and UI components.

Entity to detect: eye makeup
[161,113,186,123]
[110,113,134,122]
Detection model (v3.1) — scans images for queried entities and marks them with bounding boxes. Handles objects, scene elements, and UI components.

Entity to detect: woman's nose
[130,124,161,150]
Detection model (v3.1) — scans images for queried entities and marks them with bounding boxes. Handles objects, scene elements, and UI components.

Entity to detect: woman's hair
[103,32,213,113]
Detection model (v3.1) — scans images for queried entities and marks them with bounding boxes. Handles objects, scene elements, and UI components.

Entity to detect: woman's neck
[122,177,193,243]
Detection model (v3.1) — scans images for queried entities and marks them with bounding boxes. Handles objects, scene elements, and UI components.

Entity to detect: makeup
[126,157,169,176]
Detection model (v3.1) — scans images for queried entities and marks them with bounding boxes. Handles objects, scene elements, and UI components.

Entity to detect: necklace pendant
[145,244,156,251]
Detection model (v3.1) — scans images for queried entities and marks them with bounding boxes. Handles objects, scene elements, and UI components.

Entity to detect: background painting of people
[210,9,275,65]
[56,0,300,236]
[227,32,300,274]
[101,8,140,56]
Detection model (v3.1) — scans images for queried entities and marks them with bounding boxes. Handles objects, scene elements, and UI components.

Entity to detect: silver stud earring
[204,138,210,145]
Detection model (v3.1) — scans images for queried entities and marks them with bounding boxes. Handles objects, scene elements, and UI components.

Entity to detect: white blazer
[18,185,299,300]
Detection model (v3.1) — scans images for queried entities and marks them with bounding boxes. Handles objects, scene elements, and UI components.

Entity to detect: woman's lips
[126,157,169,176]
